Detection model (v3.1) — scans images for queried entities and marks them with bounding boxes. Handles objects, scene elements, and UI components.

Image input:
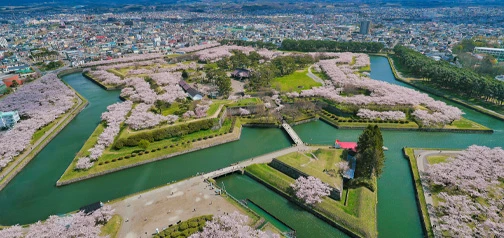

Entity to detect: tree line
[280,39,384,53]
[394,45,504,105]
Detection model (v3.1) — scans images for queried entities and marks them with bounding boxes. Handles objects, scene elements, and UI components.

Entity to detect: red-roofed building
[334,140,357,152]
[2,75,23,87]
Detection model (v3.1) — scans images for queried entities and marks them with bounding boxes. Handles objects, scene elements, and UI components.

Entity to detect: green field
[271,69,322,92]
[100,215,122,238]
[443,118,490,131]
[426,155,449,164]
[276,149,344,189]
[245,162,377,238]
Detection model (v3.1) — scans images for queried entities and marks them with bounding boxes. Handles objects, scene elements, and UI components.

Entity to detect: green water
[217,174,348,238]
[1,57,502,238]
[0,73,291,225]
[245,201,291,233]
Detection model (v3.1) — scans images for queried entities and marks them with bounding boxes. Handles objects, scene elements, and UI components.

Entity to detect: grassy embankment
[245,148,377,238]
[275,149,344,189]
[271,69,322,93]
[403,148,435,238]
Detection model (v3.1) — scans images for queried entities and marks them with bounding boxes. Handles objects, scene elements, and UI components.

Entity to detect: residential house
[179,80,203,100]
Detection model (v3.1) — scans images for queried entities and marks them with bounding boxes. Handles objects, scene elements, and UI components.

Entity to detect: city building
[0,37,7,48]
[0,111,20,128]
[359,21,371,35]
[473,47,504,60]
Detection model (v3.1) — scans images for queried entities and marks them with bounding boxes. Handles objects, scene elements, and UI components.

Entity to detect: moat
[0,56,502,238]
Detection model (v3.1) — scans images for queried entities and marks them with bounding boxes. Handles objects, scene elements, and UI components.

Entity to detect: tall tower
[359,21,371,35]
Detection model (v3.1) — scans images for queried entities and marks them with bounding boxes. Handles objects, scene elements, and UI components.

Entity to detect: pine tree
[355,125,385,178]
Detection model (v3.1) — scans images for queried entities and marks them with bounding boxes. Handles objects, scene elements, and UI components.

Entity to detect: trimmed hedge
[155,215,213,238]
[115,118,218,148]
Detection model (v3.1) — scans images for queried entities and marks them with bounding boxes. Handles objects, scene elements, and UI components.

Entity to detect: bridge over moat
[281,120,304,146]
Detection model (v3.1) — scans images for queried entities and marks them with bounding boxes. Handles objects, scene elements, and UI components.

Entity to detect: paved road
[307,66,325,86]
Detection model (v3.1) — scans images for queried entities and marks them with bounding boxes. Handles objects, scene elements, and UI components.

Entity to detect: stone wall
[269,159,341,200]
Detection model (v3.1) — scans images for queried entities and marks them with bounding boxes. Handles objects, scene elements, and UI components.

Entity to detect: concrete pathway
[307,66,325,86]
[281,120,303,146]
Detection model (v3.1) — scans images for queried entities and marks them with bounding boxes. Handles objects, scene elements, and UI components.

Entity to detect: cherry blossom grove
[125,103,178,130]
[179,42,220,53]
[290,176,332,205]
[85,69,124,86]
[357,109,406,120]
[426,145,504,237]
[75,101,133,170]
[121,77,157,104]
[183,100,212,119]
[83,53,164,67]
[0,74,76,170]
[195,45,255,61]
[189,211,278,238]
[291,53,463,126]
[0,205,115,238]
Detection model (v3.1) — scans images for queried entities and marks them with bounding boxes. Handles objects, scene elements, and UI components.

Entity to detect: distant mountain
[2,0,503,7]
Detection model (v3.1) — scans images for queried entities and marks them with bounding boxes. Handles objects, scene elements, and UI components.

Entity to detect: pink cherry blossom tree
[0,224,23,238]
[0,74,76,170]
[425,145,504,237]
[290,176,332,205]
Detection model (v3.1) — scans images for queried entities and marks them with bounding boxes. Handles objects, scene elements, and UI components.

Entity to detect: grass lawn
[228,97,263,107]
[245,163,377,238]
[100,215,122,238]
[271,69,322,92]
[161,102,182,116]
[426,155,449,164]
[275,149,344,189]
[207,100,231,116]
[404,148,434,238]
[59,119,239,183]
[443,117,491,131]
